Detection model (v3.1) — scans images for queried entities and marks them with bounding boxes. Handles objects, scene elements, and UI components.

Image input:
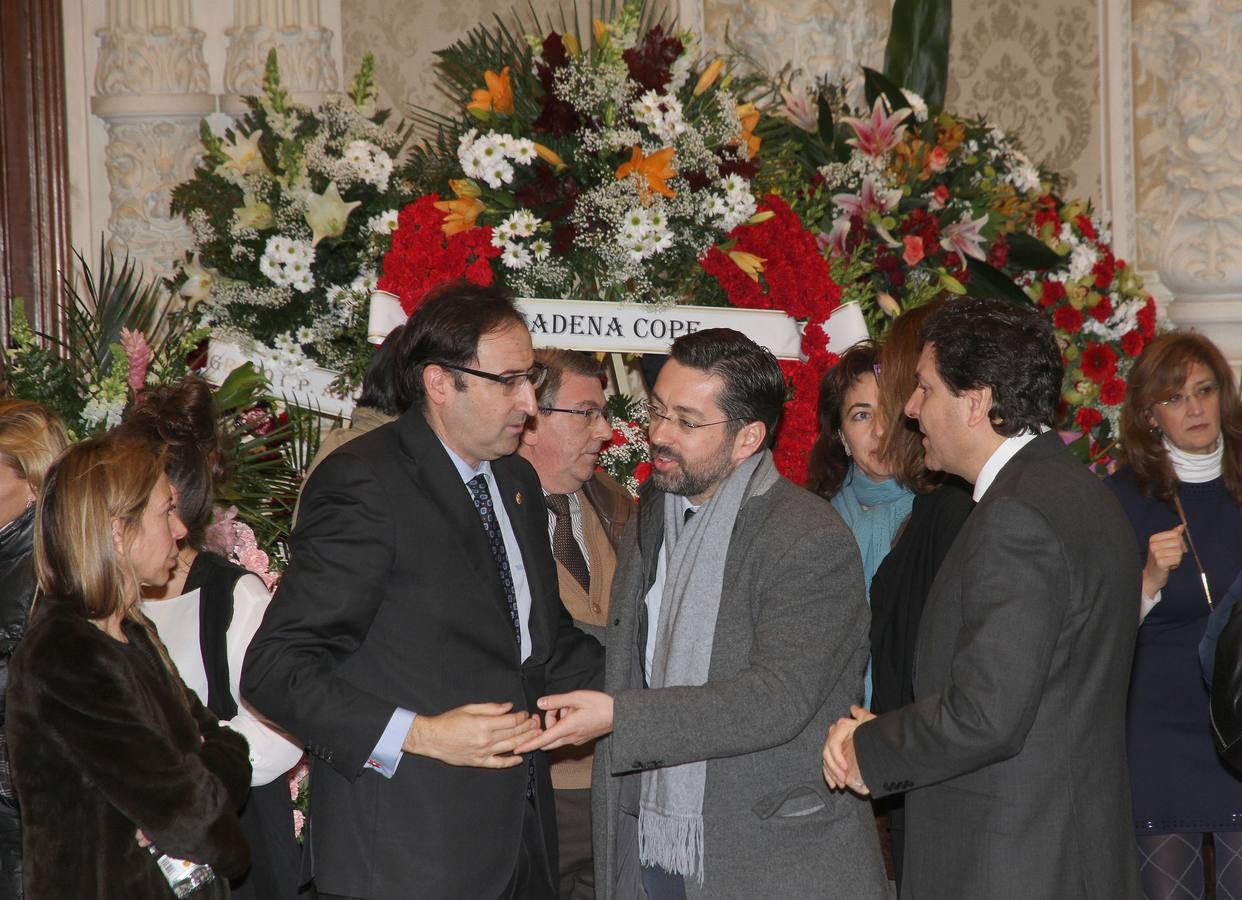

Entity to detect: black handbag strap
[185,552,248,719]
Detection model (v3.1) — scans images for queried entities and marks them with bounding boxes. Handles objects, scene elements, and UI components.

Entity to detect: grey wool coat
[592,469,889,900]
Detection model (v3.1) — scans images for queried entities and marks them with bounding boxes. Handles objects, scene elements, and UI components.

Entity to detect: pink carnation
[293,810,305,840]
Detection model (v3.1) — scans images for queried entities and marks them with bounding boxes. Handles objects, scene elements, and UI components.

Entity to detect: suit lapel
[396,410,516,643]
[494,456,553,663]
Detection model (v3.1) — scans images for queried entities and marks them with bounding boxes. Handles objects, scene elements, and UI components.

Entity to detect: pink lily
[840,97,911,157]
[832,175,902,219]
[822,215,852,259]
[940,212,991,263]
[778,86,818,133]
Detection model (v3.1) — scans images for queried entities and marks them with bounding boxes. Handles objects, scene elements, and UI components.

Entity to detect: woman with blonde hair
[0,400,68,899]
[1106,331,1242,899]
[6,431,251,899]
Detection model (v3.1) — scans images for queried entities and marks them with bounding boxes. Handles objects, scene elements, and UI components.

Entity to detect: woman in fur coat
[6,432,252,898]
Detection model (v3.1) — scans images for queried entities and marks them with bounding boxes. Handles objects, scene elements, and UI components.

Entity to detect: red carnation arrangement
[376,194,500,315]
[701,195,841,484]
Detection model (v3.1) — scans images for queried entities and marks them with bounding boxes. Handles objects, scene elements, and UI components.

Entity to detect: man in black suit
[824,297,1142,898]
[242,283,604,900]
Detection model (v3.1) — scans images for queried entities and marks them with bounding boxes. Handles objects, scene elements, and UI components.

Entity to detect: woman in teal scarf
[807,342,914,709]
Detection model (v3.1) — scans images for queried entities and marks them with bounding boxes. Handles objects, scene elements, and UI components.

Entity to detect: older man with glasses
[518,349,635,900]
[243,283,604,900]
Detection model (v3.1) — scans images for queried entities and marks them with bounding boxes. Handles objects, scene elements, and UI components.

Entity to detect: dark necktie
[545,493,590,592]
[465,474,534,796]
[466,474,522,648]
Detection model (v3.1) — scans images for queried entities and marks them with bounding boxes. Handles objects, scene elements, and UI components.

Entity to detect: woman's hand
[1142,525,1186,598]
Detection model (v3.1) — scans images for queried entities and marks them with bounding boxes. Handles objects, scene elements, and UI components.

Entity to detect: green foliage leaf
[882,0,951,114]
[1005,232,1064,272]
[862,66,911,117]
[964,256,1032,305]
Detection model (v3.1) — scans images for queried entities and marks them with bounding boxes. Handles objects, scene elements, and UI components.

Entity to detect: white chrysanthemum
[351,270,378,294]
[1068,243,1099,282]
[530,238,551,260]
[510,138,537,164]
[458,128,478,156]
[512,209,540,237]
[460,146,486,180]
[367,209,399,234]
[296,326,316,344]
[493,134,517,157]
[900,89,929,123]
[474,137,505,164]
[496,217,522,242]
[482,159,515,189]
[501,243,533,269]
[259,235,316,292]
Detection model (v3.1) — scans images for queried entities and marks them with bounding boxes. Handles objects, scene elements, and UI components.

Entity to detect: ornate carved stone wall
[91,5,214,273]
[1132,0,1242,361]
[77,0,343,278]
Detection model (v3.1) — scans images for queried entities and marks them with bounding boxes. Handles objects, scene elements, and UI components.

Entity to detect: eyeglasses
[539,406,606,425]
[436,362,548,392]
[1153,382,1219,410]
[643,400,742,434]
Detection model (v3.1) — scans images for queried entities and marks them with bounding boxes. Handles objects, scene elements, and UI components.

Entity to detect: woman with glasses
[1106,331,1242,900]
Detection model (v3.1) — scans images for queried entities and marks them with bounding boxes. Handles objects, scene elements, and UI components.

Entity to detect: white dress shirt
[972,431,1042,502]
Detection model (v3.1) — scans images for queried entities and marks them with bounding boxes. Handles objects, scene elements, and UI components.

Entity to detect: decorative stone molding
[91,1,215,278]
[99,118,205,273]
[94,27,211,99]
[220,0,339,117]
[1144,0,1242,363]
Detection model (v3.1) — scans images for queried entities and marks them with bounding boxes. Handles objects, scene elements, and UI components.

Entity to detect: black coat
[242,407,604,899]
[0,507,36,900]
[8,605,252,899]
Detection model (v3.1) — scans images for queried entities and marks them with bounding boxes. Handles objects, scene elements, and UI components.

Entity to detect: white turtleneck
[1139,436,1224,621]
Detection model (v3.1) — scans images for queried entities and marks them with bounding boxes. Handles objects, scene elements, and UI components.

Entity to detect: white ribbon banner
[202,338,357,419]
[368,290,870,360]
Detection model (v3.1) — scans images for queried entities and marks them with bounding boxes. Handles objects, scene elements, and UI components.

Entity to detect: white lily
[302,182,362,247]
[220,130,268,178]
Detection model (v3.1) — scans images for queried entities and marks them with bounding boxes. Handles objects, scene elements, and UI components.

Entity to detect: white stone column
[90,0,214,276]
[220,0,339,117]
[1153,0,1242,366]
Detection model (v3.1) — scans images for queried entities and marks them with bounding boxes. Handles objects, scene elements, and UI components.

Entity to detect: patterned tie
[465,474,534,797]
[466,474,522,649]
[545,493,590,592]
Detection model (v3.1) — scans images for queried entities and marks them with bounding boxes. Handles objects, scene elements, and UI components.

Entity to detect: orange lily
[615,145,677,203]
[694,58,725,96]
[728,250,766,282]
[562,33,581,57]
[534,142,567,171]
[735,103,761,158]
[593,19,609,47]
[434,194,486,236]
[466,67,514,117]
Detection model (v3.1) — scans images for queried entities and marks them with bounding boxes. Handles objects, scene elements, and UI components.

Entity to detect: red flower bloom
[1037,279,1066,309]
[1052,306,1083,333]
[986,236,1009,269]
[1100,378,1126,406]
[903,235,924,266]
[1120,329,1145,358]
[1136,298,1157,338]
[377,195,500,315]
[610,428,626,446]
[1093,250,1115,289]
[1088,295,1112,323]
[1075,214,1097,242]
[1080,343,1118,385]
[1075,407,1103,430]
[634,461,653,484]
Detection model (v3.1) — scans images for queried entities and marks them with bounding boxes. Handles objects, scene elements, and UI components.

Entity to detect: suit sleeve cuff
[364,707,415,778]
[1140,590,1162,623]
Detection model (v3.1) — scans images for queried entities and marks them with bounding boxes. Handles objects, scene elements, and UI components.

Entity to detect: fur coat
[7,603,251,899]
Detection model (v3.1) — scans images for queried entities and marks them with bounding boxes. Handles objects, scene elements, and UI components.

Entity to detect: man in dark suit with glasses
[244,283,604,900]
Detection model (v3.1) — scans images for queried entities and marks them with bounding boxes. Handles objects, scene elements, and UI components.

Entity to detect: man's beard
[650,442,736,498]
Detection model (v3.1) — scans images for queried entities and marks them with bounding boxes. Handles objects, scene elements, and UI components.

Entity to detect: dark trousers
[640,864,686,900]
[554,788,595,900]
[321,798,555,900]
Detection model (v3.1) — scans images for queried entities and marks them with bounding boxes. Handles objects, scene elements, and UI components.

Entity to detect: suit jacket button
[613,618,621,626]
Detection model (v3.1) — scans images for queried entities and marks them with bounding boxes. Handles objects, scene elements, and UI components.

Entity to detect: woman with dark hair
[842,301,974,889]
[121,377,303,900]
[808,341,914,710]
[0,401,68,899]
[7,431,251,898]
[1106,331,1242,900]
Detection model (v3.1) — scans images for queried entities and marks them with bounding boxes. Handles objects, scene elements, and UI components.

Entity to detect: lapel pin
[515,491,523,505]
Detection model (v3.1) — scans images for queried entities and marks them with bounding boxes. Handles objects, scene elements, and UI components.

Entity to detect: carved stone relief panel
[100,117,204,273]
[95,27,211,96]
[699,0,889,89]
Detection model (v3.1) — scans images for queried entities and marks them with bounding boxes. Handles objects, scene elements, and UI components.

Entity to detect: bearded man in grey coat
[518,329,888,900]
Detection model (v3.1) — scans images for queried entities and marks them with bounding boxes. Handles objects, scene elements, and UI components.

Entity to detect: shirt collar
[437,436,492,483]
[972,430,1042,502]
